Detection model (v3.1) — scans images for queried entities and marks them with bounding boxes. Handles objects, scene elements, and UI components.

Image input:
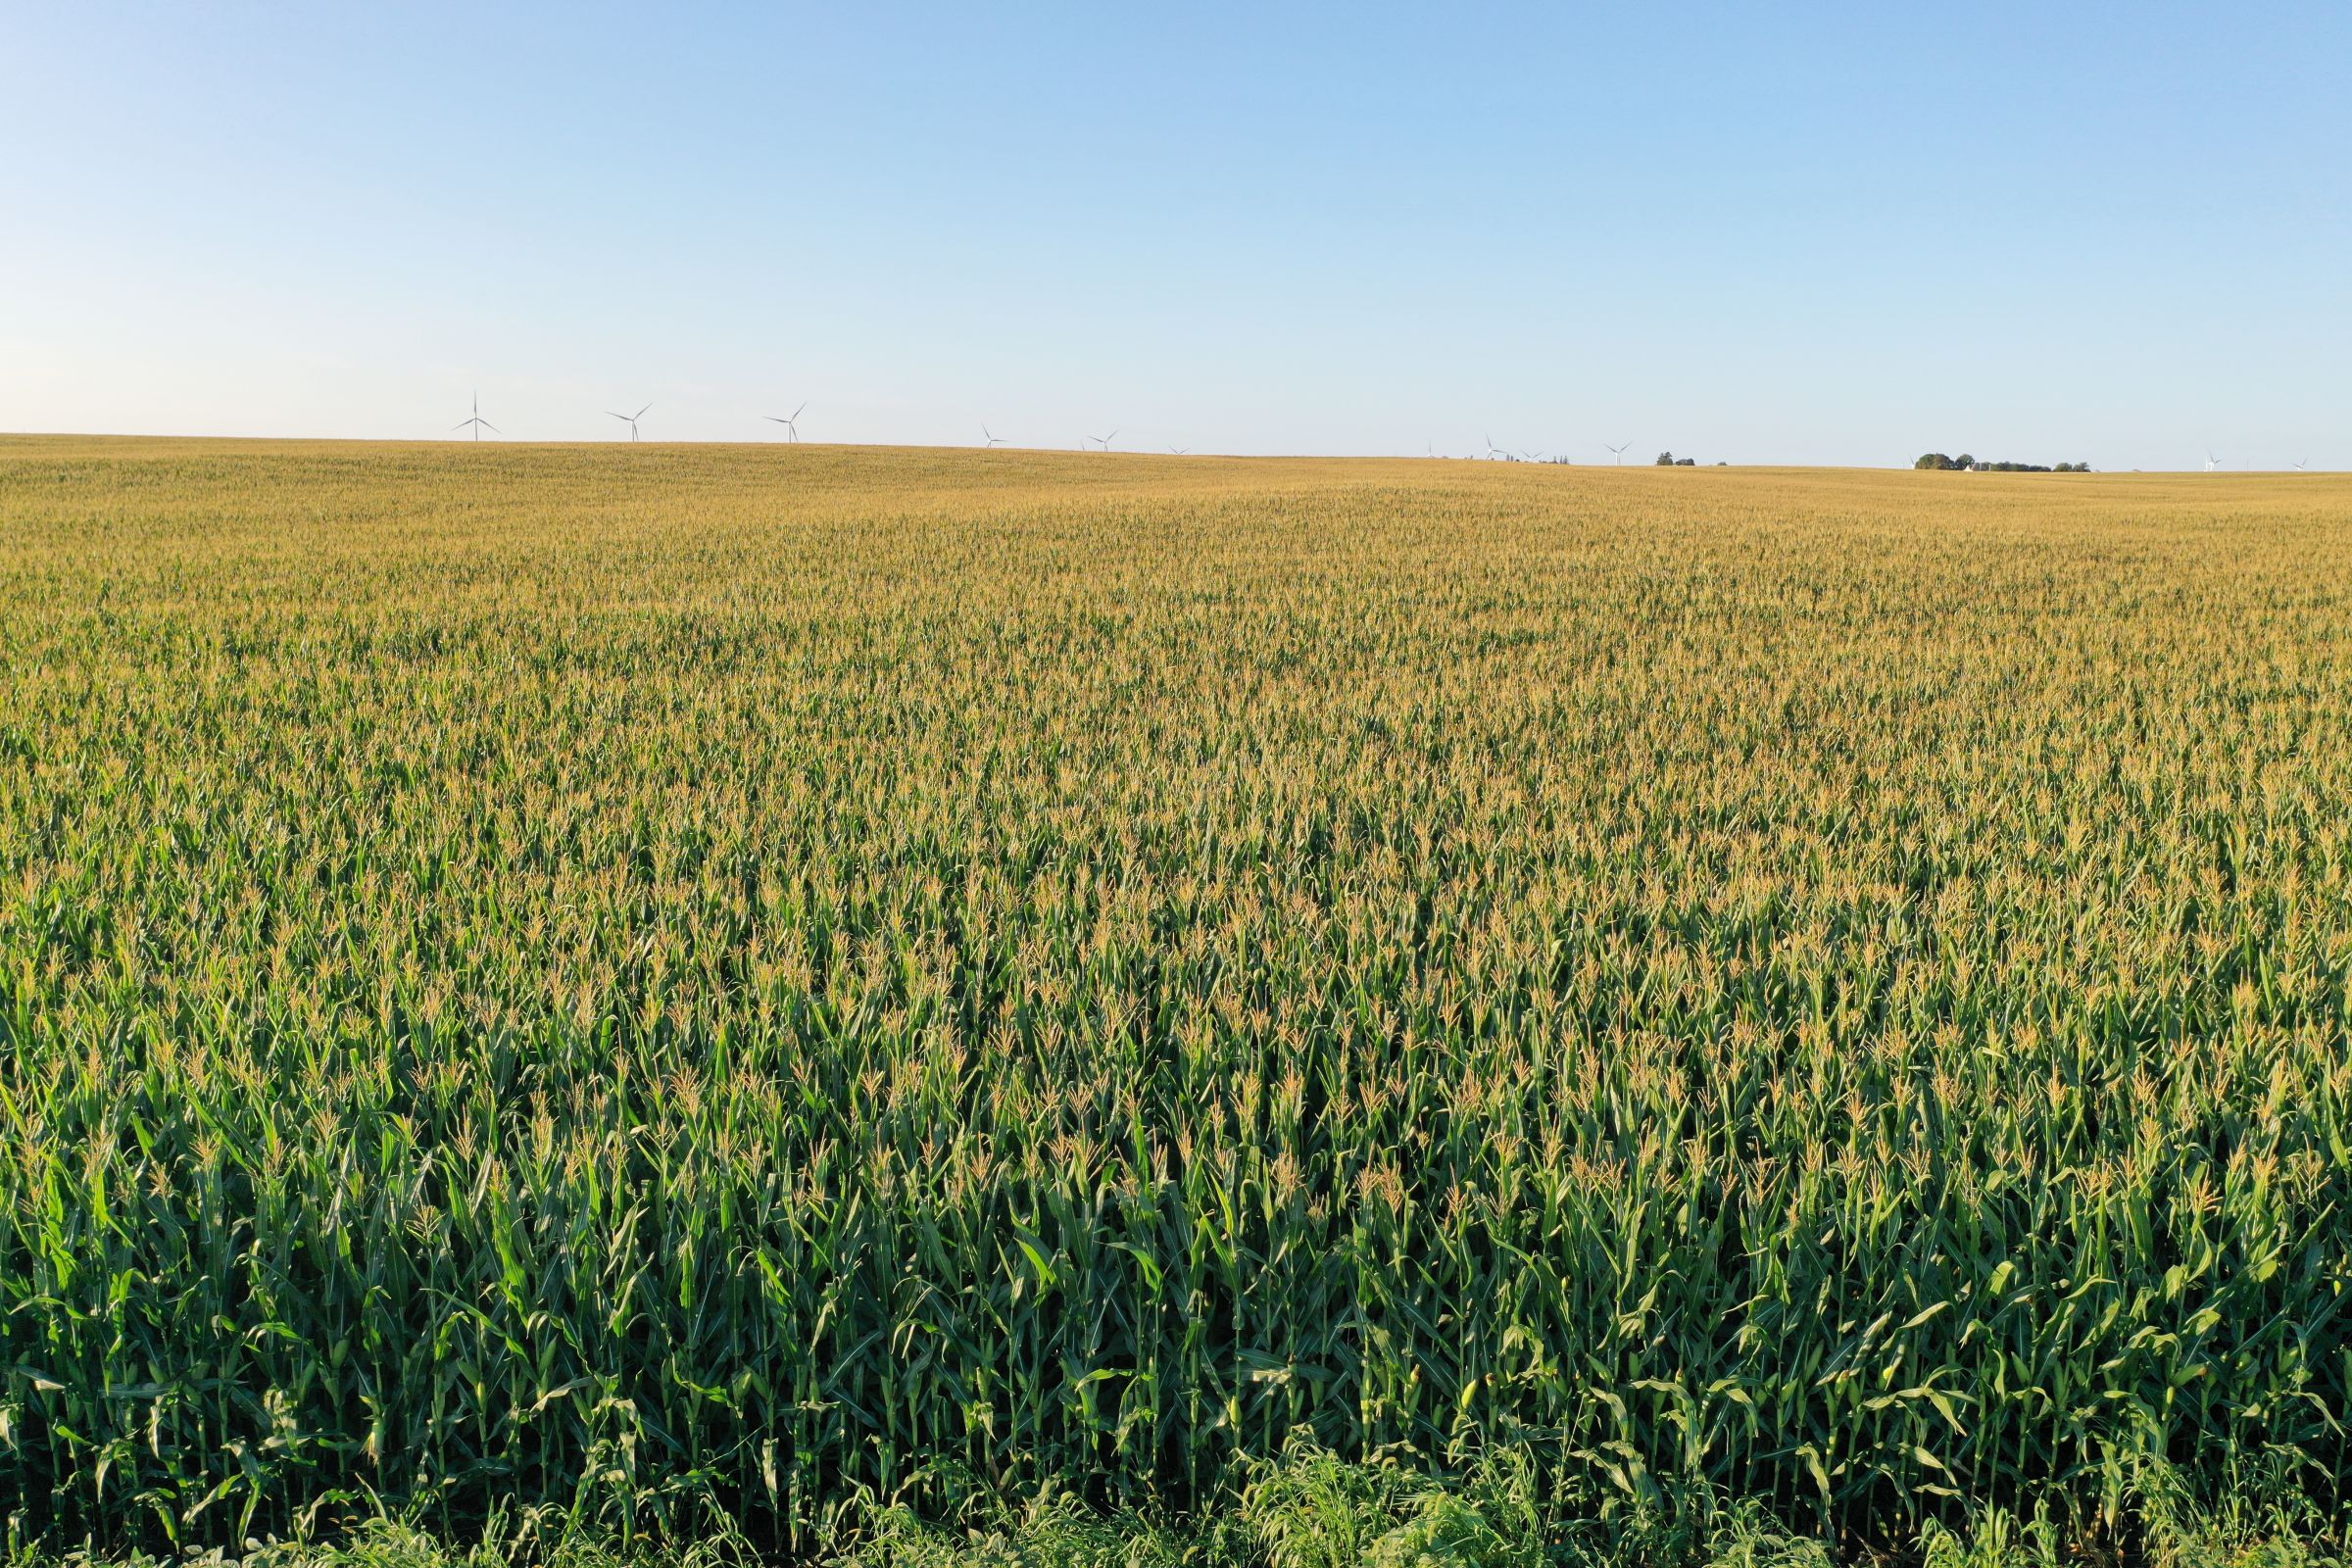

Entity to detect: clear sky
[5,3,2347,468]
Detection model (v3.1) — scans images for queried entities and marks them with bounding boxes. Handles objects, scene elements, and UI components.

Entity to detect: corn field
[1,439,2348,1553]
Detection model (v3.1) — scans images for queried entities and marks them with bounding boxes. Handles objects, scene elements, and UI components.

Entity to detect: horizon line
[0,431,2323,474]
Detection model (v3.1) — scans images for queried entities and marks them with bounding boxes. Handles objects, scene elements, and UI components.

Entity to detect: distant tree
[1923,451,2089,472]
[1676,458,1695,466]
[1655,452,1676,466]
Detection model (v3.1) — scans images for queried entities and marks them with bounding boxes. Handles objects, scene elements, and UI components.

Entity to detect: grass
[1,439,2348,1558]
[8,1447,2342,1568]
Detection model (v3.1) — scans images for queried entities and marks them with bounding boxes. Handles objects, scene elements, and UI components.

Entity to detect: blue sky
[5,3,2347,467]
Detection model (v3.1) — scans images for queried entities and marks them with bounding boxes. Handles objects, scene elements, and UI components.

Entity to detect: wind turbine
[2292,459,2309,471]
[1605,441,1631,466]
[1168,445,1188,455]
[452,392,497,441]
[2204,450,2219,472]
[609,404,652,442]
[1484,434,1506,460]
[982,424,1004,447]
[1090,429,1117,451]
[765,403,807,442]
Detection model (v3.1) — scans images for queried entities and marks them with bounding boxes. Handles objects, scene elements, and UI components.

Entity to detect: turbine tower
[2205,450,2219,472]
[765,404,807,442]
[610,404,652,442]
[453,392,497,441]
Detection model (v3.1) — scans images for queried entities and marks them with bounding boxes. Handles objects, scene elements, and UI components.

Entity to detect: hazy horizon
[4,431,2337,475]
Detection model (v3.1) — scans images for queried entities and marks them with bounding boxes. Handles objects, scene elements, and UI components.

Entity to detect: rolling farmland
[2,439,2348,1560]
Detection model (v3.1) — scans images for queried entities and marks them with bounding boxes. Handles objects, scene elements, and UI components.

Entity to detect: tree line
[1916,453,2091,471]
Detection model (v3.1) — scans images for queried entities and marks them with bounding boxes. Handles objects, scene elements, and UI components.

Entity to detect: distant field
[3,440,2349,1556]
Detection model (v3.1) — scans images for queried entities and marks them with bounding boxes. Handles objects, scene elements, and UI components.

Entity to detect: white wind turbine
[982,424,1004,447]
[1089,429,1117,451]
[452,392,497,441]
[609,403,652,442]
[765,404,807,442]
[1604,441,1631,466]
[2204,450,2220,472]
